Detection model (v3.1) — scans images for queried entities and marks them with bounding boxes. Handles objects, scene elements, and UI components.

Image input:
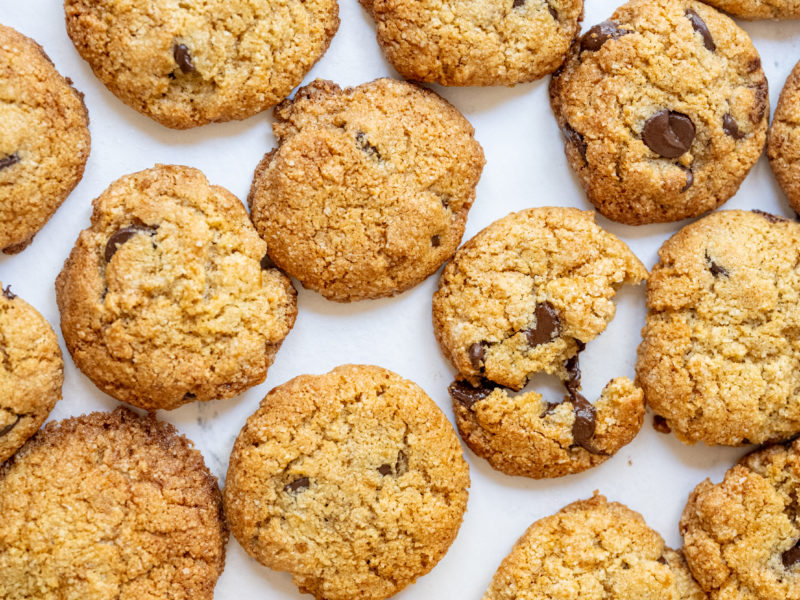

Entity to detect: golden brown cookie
[248,78,485,302]
[768,60,800,214]
[223,364,470,600]
[697,0,800,19]
[0,407,227,599]
[56,165,297,411]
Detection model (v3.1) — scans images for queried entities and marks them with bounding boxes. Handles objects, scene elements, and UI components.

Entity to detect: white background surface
[2,1,799,597]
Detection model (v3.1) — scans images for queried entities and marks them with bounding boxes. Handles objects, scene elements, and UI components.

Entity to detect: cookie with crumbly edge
[769,60,800,214]
[697,0,800,19]
[223,364,470,600]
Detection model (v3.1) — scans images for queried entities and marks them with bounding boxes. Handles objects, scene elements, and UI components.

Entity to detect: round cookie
[223,364,470,600]
[360,0,583,86]
[64,0,339,129]
[249,78,485,302]
[549,0,768,225]
[56,164,297,411]
[637,209,800,446]
[0,408,227,599]
[483,493,706,600]
[681,438,800,599]
[0,24,90,253]
[0,284,63,464]
[769,60,800,214]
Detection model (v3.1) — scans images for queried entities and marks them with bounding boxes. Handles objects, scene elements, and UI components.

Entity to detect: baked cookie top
[249,78,485,302]
[637,209,800,446]
[0,23,90,253]
[483,493,706,600]
[0,284,63,464]
[697,0,800,19]
[768,59,800,214]
[550,0,767,225]
[360,0,583,86]
[223,364,470,600]
[56,164,297,411]
[681,439,800,599]
[64,0,339,129]
[0,408,227,600]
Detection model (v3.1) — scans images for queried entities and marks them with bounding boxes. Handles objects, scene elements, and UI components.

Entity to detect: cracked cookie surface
[681,439,800,599]
[223,364,470,600]
[0,284,63,464]
[56,164,297,411]
[0,407,227,600]
[768,60,800,214]
[249,78,485,302]
[64,0,339,129]
[483,493,706,600]
[637,210,800,446]
[0,23,90,253]
[550,0,767,225]
[360,0,583,86]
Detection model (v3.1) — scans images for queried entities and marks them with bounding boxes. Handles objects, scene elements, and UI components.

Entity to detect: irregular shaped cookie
[249,78,485,302]
[550,0,768,225]
[484,493,706,600]
[638,210,800,446]
[696,0,800,19]
[360,0,583,86]
[0,284,63,464]
[0,407,227,599]
[64,0,339,128]
[56,165,297,411]
[224,364,470,600]
[769,60,800,214]
[0,24,90,253]
[681,439,800,599]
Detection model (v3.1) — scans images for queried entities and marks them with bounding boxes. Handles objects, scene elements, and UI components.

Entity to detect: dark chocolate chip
[657,556,668,565]
[0,153,20,171]
[580,21,631,52]
[653,415,671,434]
[284,477,310,493]
[260,253,276,270]
[104,225,158,262]
[173,44,196,74]
[0,415,20,438]
[750,81,768,124]
[524,302,561,347]
[562,124,588,162]
[685,9,715,52]
[783,541,800,568]
[705,251,729,278]
[540,400,561,418]
[355,131,382,160]
[395,450,408,475]
[547,2,558,18]
[431,235,441,247]
[722,113,745,140]
[512,0,524,7]
[751,209,787,224]
[571,392,598,452]
[680,165,694,193]
[468,342,486,370]
[377,464,393,476]
[1,285,16,300]
[565,352,582,395]
[642,110,695,158]
[183,392,197,400]
[448,379,495,408]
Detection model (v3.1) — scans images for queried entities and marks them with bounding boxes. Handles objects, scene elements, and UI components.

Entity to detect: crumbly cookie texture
[360,0,583,86]
[681,439,800,599]
[249,78,485,302]
[0,407,227,600]
[64,0,339,129]
[0,284,63,464]
[56,164,297,411]
[637,209,800,446]
[223,364,470,600]
[769,60,800,214]
[483,493,707,600]
[697,0,800,19]
[550,0,767,225]
[0,23,90,253]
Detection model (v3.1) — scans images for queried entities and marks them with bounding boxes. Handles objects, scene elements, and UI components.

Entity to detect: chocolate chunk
[431,235,441,247]
[0,415,20,438]
[1,285,16,300]
[173,44,196,74]
[562,124,587,162]
[355,131,382,160]
[377,464,393,476]
[680,165,694,192]
[580,21,631,52]
[571,392,598,451]
[104,225,158,262]
[0,153,20,171]
[657,556,668,565]
[642,110,695,158]
[751,209,787,224]
[783,541,800,568]
[547,2,558,18]
[183,392,197,400]
[748,57,761,73]
[395,450,408,475]
[512,0,524,7]
[653,415,671,434]
[750,80,768,124]
[685,9,715,51]
[705,251,729,278]
[284,477,310,493]
[525,302,561,347]
[260,253,276,270]
[468,342,486,370]
[722,113,745,140]
[448,380,494,408]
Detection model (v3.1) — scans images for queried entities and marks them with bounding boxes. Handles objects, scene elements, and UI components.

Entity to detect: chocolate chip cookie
[0,24,90,253]
[550,0,768,225]
[360,0,583,86]
[0,284,63,464]
[768,60,800,214]
[223,364,470,600]
[681,438,800,599]
[56,164,297,411]
[0,408,227,599]
[434,207,647,478]
[249,78,485,302]
[484,493,706,600]
[638,210,800,446]
[64,0,339,129]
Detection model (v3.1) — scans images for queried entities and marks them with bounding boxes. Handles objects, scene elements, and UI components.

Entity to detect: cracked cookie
[637,210,800,446]
[360,0,583,86]
[681,438,800,599]
[64,0,339,128]
[56,164,297,411]
[0,284,63,464]
[248,78,485,302]
[433,207,646,478]
[483,493,707,600]
[0,407,227,599]
[769,60,800,214]
[0,23,90,253]
[223,364,470,600]
[550,0,768,225]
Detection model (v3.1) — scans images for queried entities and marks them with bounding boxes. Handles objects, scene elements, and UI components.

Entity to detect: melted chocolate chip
[564,353,601,454]
[705,251,729,278]
[783,541,800,568]
[431,235,441,247]
[547,2,558,18]
[448,380,495,408]
[642,110,695,158]
[355,131,382,160]
[468,342,485,370]
[680,165,694,192]
[653,415,671,434]
[183,392,197,400]
[685,9,715,51]
[751,81,768,124]
[377,464,393,476]
[562,124,588,162]
[260,253,276,270]
[104,225,158,262]
[512,0,524,7]
[723,113,745,140]
[751,209,787,224]
[525,302,561,347]
[1,285,16,300]
[173,44,196,73]
[0,153,20,171]
[0,415,20,438]
[580,21,631,52]
[284,477,310,493]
